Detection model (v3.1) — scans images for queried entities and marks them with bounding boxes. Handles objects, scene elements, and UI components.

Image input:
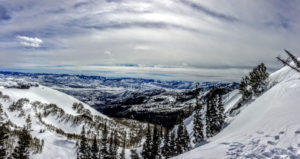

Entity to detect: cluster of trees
[142,119,190,159]
[0,124,40,159]
[239,63,269,102]
[77,123,126,159]
[193,92,225,143]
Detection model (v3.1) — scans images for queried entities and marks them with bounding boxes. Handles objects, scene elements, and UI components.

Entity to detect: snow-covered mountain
[0,72,238,128]
[175,63,300,158]
[0,79,147,158]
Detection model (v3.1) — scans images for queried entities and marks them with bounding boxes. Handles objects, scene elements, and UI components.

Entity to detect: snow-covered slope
[0,82,146,158]
[176,65,300,158]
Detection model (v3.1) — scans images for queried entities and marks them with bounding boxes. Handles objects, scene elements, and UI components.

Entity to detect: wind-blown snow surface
[0,84,111,159]
[176,65,300,159]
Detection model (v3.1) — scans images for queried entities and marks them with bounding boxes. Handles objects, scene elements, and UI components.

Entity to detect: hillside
[175,64,300,158]
[0,79,147,158]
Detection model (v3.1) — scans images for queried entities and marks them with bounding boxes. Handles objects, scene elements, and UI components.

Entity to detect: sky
[0,0,300,81]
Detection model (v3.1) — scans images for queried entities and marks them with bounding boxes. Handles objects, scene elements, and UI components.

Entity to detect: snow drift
[176,64,300,158]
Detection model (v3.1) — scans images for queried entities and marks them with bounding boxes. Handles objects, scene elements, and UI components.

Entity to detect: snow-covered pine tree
[0,124,8,159]
[26,115,32,131]
[112,131,118,159]
[100,122,108,159]
[176,119,190,154]
[162,129,170,158]
[77,127,90,159]
[169,131,176,157]
[120,132,126,159]
[11,127,31,159]
[182,124,190,152]
[193,99,204,143]
[108,131,114,159]
[217,94,225,128]
[142,123,152,159]
[91,136,99,159]
[130,149,140,159]
[151,124,160,158]
[206,97,220,137]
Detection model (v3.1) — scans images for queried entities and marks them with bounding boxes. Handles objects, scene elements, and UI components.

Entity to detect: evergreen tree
[26,115,32,131]
[168,132,176,157]
[12,127,31,159]
[182,124,190,152]
[206,98,219,137]
[162,129,170,158]
[0,124,8,159]
[91,136,99,159]
[130,149,140,159]
[120,132,126,159]
[217,95,225,127]
[151,124,159,158]
[142,123,152,159]
[100,122,108,159]
[193,99,204,143]
[112,131,118,158]
[175,120,185,154]
[77,127,90,159]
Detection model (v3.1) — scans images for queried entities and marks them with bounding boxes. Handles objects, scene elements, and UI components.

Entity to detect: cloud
[0,0,300,81]
[16,36,43,48]
[0,5,11,21]
[179,0,238,22]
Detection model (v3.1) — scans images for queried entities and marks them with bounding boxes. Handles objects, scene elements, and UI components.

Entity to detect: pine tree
[142,123,152,159]
[169,132,176,157]
[130,149,140,159]
[100,122,108,159]
[0,124,8,159]
[162,129,170,158]
[193,99,204,143]
[151,124,159,158]
[120,132,126,159]
[91,136,99,159]
[26,115,32,131]
[77,127,90,159]
[206,98,219,137]
[217,95,225,128]
[112,131,118,158]
[11,127,31,159]
[175,120,185,154]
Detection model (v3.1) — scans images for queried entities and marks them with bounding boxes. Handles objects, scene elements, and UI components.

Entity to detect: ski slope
[176,65,300,158]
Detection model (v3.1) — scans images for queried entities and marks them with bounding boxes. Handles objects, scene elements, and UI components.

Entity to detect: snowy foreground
[176,65,300,158]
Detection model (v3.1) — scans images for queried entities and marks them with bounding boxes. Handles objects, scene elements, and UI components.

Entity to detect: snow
[175,65,300,158]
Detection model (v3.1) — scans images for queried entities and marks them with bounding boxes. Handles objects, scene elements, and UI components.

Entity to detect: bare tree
[277,50,300,72]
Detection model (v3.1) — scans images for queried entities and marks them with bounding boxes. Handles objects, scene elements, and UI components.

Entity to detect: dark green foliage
[239,63,269,102]
[108,131,118,159]
[217,95,225,127]
[11,127,31,159]
[151,124,160,158]
[193,99,204,143]
[169,132,176,157]
[162,129,171,158]
[0,124,8,159]
[100,122,108,159]
[91,136,99,159]
[142,124,152,159]
[120,132,126,159]
[77,127,90,159]
[206,97,223,137]
[175,120,190,155]
[130,149,140,159]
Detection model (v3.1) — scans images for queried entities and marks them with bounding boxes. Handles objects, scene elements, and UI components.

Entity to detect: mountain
[175,62,300,158]
[0,78,147,158]
[0,72,238,128]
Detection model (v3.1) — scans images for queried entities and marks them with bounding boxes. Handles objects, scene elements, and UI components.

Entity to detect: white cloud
[16,36,43,48]
[134,45,149,50]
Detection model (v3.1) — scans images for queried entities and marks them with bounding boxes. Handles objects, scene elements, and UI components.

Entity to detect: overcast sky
[0,0,300,81]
